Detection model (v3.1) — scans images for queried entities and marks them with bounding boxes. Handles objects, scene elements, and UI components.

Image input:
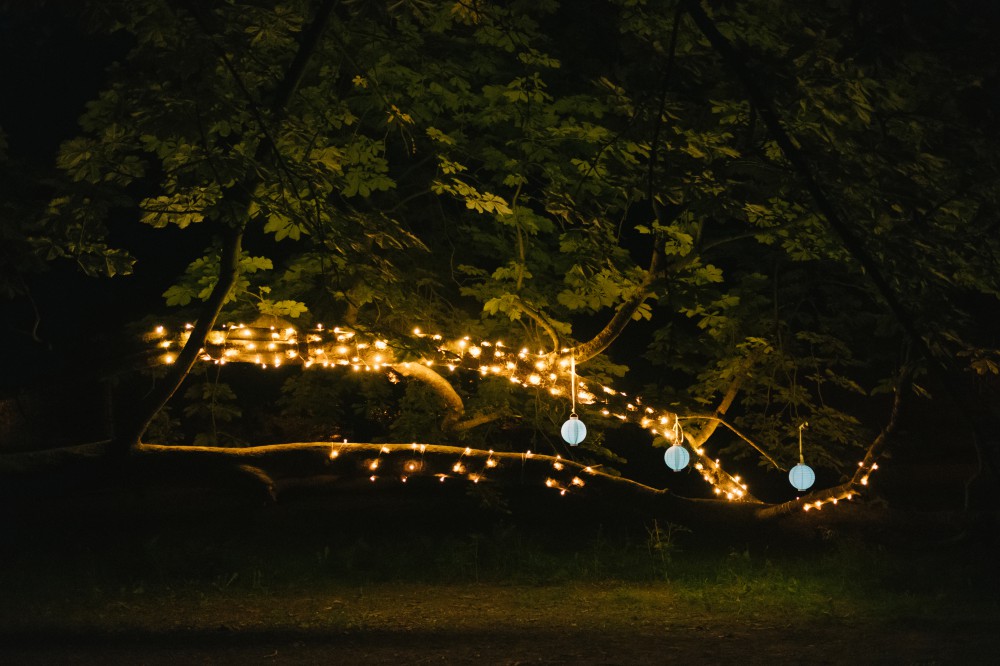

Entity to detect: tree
[3,0,999,519]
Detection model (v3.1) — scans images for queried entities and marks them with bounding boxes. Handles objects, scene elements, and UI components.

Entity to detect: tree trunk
[116,0,338,454]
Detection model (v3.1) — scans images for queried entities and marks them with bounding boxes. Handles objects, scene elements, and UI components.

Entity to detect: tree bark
[118,227,243,453]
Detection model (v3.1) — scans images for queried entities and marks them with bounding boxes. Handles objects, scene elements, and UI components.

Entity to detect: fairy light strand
[145,321,848,504]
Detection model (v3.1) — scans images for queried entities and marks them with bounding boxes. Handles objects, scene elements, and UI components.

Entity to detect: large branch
[571,245,662,363]
[683,414,783,471]
[755,368,911,520]
[390,362,465,431]
[686,371,746,449]
[119,226,242,451]
[390,362,508,434]
[120,1,338,452]
[5,439,921,532]
[514,298,561,352]
[122,442,764,526]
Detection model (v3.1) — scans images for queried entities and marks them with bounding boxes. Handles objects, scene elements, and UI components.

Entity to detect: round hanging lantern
[788,463,815,491]
[663,444,690,472]
[561,414,587,446]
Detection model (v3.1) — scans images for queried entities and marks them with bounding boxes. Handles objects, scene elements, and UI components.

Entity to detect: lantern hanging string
[798,421,808,464]
[570,352,577,416]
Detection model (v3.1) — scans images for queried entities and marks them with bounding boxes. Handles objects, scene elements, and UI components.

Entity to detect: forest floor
[1,480,998,664]
[2,580,999,664]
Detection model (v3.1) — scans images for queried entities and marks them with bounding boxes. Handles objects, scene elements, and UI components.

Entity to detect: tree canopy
[3,0,999,508]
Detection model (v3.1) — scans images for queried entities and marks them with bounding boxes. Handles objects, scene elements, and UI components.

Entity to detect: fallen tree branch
[755,367,911,520]
[0,437,893,528]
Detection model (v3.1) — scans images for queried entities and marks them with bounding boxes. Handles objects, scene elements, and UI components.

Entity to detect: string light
[146,321,863,506]
[152,321,752,497]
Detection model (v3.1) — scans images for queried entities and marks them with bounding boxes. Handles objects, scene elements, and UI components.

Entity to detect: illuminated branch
[122,227,243,450]
[686,371,746,449]
[755,368,911,519]
[149,320,758,502]
[125,442,677,504]
[681,414,783,471]
[453,411,507,433]
[514,298,561,352]
[390,361,466,431]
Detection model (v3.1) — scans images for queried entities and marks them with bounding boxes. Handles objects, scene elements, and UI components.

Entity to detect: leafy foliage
[7,0,998,488]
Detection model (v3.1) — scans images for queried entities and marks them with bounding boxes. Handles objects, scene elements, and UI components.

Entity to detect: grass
[2,482,998,665]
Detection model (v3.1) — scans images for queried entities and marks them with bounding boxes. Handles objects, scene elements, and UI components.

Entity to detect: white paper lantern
[664,444,690,472]
[561,414,586,446]
[789,463,815,491]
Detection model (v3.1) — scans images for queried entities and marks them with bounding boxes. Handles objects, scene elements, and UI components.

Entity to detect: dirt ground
[3,583,997,665]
